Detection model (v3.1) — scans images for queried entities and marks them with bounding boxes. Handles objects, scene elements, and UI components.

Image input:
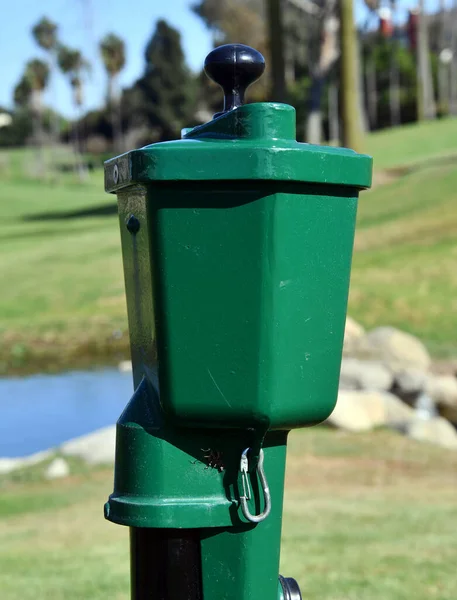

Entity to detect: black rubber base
[279,575,302,600]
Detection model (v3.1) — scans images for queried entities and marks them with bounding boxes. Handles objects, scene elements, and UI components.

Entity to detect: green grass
[350,161,457,356]
[1,427,457,599]
[1,119,457,372]
[0,151,128,373]
[366,116,457,170]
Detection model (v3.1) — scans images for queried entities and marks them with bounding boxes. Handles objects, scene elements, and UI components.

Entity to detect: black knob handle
[204,44,265,116]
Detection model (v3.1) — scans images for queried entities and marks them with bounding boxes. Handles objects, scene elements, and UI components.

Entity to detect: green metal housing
[104,100,372,599]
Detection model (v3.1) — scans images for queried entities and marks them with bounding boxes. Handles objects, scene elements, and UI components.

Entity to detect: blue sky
[0,0,441,117]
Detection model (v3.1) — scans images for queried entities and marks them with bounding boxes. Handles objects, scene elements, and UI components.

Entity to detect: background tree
[58,45,90,178]
[451,1,457,115]
[266,0,287,102]
[193,0,268,107]
[32,18,60,143]
[14,76,32,109]
[416,2,436,120]
[339,0,364,151]
[123,20,195,142]
[305,0,340,144]
[100,33,126,152]
[23,59,50,172]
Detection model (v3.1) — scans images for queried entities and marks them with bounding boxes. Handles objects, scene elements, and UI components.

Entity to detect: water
[0,369,133,458]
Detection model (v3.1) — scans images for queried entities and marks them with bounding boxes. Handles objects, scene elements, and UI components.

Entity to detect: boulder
[339,358,393,391]
[45,457,70,480]
[354,326,431,372]
[327,390,386,432]
[0,449,53,475]
[343,317,365,353]
[425,375,457,424]
[382,392,415,429]
[407,416,457,450]
[392,367,427,404]
[60,425,116,465]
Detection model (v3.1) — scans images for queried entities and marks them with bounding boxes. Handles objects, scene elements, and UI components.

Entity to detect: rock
[407,416,457,450]
[60,425,116,465]
[355,326,431,372]
[118,360,132,373]
[343,317,365,353]
[425,375,457,424]
[382,392,415,428]
[413,393,437,424]
[45,457,70,480]
[425,375,457,405]
[0,449,53,475]
[339,358,393,391]
[327,390,386,432]
[395,368,427,394]
[431,359,457,377]
[392,367,427,404]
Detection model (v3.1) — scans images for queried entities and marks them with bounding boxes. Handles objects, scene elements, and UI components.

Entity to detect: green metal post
[104,44,372,600]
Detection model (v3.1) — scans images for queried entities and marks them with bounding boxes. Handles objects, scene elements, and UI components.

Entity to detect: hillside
[354,117,457,356]
[0,118,457,372]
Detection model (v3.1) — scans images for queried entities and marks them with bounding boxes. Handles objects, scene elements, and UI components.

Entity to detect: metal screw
[126,214,140,234]
[113,164,119,185]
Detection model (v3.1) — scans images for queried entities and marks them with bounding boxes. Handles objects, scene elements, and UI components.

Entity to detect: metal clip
[239,448,271,523]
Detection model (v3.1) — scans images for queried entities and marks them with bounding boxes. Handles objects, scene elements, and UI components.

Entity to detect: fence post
[103,44,372,600]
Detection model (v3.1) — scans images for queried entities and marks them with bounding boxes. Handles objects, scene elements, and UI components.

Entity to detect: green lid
[105,44,372,192]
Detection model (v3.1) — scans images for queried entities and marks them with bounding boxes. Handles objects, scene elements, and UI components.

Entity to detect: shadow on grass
[22,203,118,222]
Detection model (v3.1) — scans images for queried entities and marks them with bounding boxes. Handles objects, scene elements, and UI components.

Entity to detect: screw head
[126,214,140,234]
[113,164,119,185]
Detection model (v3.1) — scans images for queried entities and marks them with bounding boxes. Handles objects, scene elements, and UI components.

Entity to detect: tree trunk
[108,74,124,154]
[416,0,436,120]
[306,11,339,144]
[355,29,368,133]
[306,75,324,144]
[365,55,377,130]
[328,79,339,143]
[450,7,457,115]
[437,0,449,115]
[72,84,88,182]
[30,89,46,177]
[339,0,364,151]
[389,46,401,126]
[267,0,287,102]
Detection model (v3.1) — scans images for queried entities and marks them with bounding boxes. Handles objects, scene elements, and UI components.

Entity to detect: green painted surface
[105,103,372,191]
[150,182,357,431]
[104,97,372,599]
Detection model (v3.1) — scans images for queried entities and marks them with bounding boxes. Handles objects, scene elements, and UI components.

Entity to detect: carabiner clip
[239,448,271,523]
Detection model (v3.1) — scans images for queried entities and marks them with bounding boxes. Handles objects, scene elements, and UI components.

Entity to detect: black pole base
[279,575,302,600]
[130,528,203,600]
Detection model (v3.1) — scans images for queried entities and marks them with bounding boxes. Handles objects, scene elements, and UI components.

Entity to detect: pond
[0,369,133,458]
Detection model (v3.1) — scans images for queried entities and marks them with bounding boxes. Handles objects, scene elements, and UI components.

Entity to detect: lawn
[1,118,457,373]
[1,427,457,599]
[0,156,127,374]
[351,161,457,356]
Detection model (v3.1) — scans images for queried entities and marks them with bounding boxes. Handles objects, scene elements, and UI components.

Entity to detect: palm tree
[339,0,364,151]
[14,76,32,108]
[100,33,126,152]
[32,17,60,145]
[24,59,50,172]
[57,45,90,179]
